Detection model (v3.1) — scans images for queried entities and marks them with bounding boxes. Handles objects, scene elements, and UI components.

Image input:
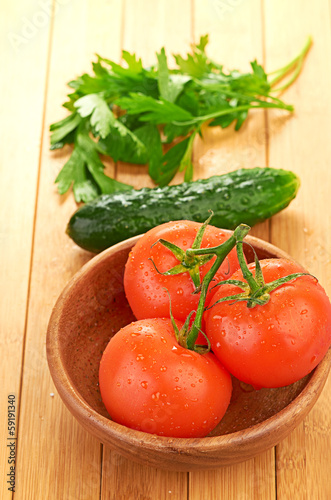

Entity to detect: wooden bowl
[46,232,331,471]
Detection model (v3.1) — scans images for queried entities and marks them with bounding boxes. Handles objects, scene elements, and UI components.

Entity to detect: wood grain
[264,1,331,499]
[0,0,330,498]
[13,1,123,499]
[190,0,275,496]
[101,0,192,497]
[189,451,276,500]
[115,0,193,190]
[0,2,51,499]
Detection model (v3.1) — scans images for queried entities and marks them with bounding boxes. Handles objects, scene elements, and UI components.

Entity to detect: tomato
[205,259,331,388]
[124,220,240,323]
[99,318,232,437]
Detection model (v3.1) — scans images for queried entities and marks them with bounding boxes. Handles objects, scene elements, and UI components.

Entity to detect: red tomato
[205,259,331,388]
[124,221,240,323]
[99,318,232,437]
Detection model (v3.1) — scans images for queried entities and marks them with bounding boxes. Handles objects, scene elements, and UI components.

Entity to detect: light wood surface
[1,0,330,498]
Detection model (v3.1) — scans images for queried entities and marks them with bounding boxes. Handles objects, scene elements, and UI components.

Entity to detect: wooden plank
[0,2,51,498]
[100,1,191,498]
[191,0,271,242]
[188,450,275,500]
[264,1,331,499]
[189,0,276,498]
[14,1,124,499]
[102,453,188,500]
[115,0,193,190]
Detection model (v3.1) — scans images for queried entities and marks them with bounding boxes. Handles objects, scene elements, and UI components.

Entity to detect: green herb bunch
[50,35,311,202]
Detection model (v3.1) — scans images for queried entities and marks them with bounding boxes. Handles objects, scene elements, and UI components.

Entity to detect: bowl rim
[46,232,331,455]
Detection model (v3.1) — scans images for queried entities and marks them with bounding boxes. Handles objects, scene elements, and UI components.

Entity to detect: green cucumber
[67,167,300,253]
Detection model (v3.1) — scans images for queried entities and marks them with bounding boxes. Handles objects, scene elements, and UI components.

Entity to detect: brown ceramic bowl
[46,232,331,471]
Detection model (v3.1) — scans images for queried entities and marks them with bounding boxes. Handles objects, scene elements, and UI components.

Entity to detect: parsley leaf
[115,93,194,124]
[156,48,189,103]
[156,137,192,186]
[50,113,81,147]
[51,35,312,201]
[75,128,132,194]
[55,121,132,202]
[75,94,113,139]
[134,124,163,181]
[98,124,148,164]
[55,147,99,203]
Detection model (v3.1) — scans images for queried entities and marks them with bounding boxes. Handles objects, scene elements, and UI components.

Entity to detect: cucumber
[67,167,300,253]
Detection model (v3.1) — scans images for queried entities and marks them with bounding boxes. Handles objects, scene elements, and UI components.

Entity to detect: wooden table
[1,0,331,498]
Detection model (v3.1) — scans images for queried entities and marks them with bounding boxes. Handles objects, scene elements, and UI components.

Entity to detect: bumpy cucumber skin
[67,167,300,253]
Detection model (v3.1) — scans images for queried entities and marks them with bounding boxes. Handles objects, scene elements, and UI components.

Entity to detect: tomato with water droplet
[123,221,240,323]
[99,318,232,437]
[205,259,331,388]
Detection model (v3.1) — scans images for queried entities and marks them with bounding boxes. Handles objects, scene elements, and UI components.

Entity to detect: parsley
[50,35,312,201]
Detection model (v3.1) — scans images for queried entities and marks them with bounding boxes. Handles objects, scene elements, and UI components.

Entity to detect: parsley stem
[268,35,312,90]
[172,101,293,127]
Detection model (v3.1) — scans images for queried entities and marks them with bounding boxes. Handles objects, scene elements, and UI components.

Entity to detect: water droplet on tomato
[174,386,182,391]
[151,392,160,401]
[136,354,144,361]
[311,355,317,363]
[127,379,132,384]
[174,376,179,382]
[160,337,167,344]
[139,262,144,269]
[160,366,167,372]
[176,288,183,295]
[141,381,148,389]
[301,309,308,315]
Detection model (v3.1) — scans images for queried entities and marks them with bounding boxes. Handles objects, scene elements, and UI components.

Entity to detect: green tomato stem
[235,240,260,293]
[185,223,250,350]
